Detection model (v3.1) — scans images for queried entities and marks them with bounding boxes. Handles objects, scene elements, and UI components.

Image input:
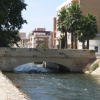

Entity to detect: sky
[20,0,65,37]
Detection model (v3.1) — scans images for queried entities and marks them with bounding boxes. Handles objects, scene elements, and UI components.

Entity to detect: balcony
[72,0,79,4]
[61,6,66,10]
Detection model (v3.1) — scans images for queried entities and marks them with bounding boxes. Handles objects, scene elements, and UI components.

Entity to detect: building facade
[53,17,56,47]
[56,0,100,33]
[28,28,53,48]
[13,32,29,48]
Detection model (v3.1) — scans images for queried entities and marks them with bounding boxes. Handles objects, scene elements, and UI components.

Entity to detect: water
[4,72,100,100]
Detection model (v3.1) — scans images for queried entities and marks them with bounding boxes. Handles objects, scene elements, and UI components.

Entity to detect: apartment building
[53,17,56,47]
[28,28,53,48]
[57,0,100,32]
[19,32,26,39]
[56,0,100,55]
[56,0,100,48]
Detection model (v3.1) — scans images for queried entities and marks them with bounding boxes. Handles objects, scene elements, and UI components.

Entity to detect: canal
[3,72,100,100]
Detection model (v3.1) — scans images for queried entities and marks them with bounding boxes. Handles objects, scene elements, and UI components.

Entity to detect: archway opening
[14,61,70,73]
[43,62,70,73]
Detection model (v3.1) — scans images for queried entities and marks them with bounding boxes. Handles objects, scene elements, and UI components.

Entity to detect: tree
[67,4,82,49]
[74,16,86,49]
[56,34,65,49]
[57,9,68,48]
[77,14,98,49]
[0,0,27,47]
[57,4,98,50]
[85,14,98,49]
[38,43,46,48]
[60,35,65,49]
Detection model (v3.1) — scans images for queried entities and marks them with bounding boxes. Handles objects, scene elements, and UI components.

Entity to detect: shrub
[89,63,99,73]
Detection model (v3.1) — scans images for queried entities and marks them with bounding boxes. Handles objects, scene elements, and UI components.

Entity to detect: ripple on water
[3,72,100,100]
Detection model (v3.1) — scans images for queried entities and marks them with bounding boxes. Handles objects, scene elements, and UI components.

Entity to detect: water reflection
[4,73,100,100]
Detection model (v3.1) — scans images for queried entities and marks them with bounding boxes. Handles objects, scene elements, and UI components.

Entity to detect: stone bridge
[0,48,96,72]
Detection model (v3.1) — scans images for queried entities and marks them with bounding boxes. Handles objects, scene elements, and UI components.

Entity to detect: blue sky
[20,0,65,36]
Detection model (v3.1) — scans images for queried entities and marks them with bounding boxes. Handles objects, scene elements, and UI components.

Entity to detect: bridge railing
[0,48,96,58]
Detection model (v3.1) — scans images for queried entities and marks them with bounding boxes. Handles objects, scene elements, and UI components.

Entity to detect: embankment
[0,71,30,100]
[85,59,100,75]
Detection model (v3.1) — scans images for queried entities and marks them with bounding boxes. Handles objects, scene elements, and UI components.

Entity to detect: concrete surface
[0,71,30,100]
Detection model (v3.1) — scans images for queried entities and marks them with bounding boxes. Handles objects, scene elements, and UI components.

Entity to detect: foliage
[67,4,82,34]
[57,4,83,49]
[0,0,27,47]
[56,35,65,49]
[78,14,98,40]
[57,4,98,49]
[38,43,46,48]
[67,4,82,49]
[57,9,67,33]
[61,35,65,49]
[57,9,68,48]
[89,63,99,73]
[77,14,98,49]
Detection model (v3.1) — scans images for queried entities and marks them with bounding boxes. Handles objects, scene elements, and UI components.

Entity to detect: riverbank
[91,59,100,75]
[85,59,100,75]
[0,71,30,100]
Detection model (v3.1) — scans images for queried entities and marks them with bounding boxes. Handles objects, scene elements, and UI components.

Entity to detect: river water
[4,72,100,100]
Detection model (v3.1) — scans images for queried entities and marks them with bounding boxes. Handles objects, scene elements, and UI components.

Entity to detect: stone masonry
[0,48,96,72]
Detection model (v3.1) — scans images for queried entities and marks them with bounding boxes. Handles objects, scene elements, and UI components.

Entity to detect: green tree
[67,4,82,49]
[75,16,86,49]
[38,43,46,48]
[60,35,65,49]
[0,0,27,47]
[77,14,98,49]
[85,14,98,49]
[56,34,65,49]
[57,4,98,49]
[57,9,68,48]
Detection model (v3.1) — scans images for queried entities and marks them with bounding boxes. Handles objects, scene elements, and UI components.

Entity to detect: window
[95,46,98,52]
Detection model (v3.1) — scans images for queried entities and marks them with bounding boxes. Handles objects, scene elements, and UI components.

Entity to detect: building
[19,32,26,39]
[53,17,56,47]
[28,28,53,48]
[19,32,30,48]
[56,0,100,48]
[56,0,100,33]
[13,32,29,48]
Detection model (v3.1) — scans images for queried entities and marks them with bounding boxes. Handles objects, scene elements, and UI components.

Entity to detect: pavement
[0,86,7,100]
[0,71,30,100]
